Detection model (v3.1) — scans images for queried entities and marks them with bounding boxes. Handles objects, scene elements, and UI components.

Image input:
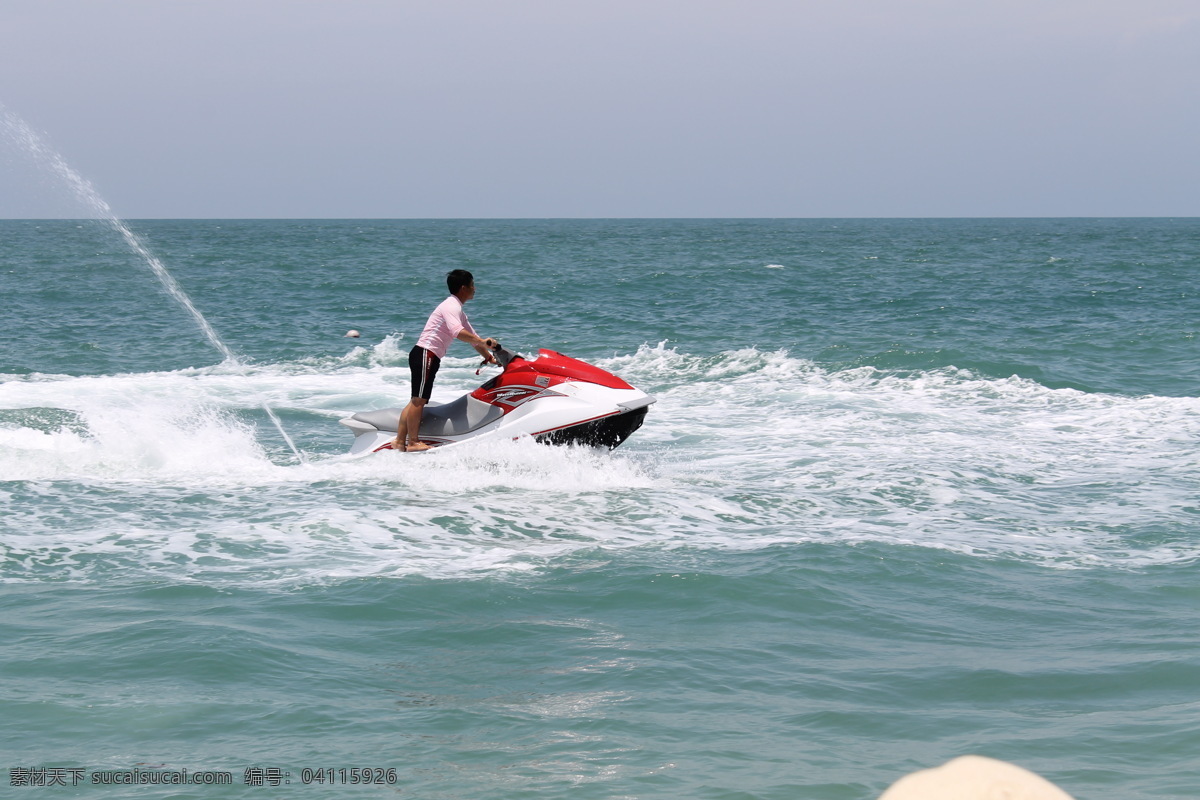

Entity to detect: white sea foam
[2,345,1197,584]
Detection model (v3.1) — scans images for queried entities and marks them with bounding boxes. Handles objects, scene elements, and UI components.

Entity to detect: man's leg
[403,398,430,451]
[392,405,409,450]
[394,346,437,452]
[391,397,428,450]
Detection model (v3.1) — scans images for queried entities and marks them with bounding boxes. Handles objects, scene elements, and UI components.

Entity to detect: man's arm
[457,330,498,363]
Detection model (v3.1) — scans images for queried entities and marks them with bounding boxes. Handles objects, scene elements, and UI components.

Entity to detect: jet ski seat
[350,394,504,437]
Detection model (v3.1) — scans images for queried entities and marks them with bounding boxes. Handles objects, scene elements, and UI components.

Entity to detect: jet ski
[340,343,655,456]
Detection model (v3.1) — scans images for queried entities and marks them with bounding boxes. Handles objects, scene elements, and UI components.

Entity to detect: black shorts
[409,346,440,401]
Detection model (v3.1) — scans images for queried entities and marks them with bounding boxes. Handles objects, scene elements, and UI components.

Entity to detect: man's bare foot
[406,442,433,452]
[390,438,404,450]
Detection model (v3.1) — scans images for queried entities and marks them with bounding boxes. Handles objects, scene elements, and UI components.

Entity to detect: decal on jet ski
[483,385,565,408]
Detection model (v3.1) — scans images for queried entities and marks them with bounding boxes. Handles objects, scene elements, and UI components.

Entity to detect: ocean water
[1,218,1197,798]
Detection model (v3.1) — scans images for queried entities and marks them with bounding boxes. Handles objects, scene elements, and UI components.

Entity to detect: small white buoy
[345,329,361,338]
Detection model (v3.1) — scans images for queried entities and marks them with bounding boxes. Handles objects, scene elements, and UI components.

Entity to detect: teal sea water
[1,218,1197,798]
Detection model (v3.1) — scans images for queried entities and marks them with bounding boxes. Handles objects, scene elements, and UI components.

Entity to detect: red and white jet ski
[340,344,655,456]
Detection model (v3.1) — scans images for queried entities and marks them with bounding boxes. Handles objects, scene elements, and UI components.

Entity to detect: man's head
[447,269,474,297]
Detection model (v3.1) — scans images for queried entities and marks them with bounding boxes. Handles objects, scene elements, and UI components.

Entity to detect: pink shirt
[416,295,477,359]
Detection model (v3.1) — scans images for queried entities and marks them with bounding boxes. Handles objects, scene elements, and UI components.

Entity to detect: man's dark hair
[447,269,474,295]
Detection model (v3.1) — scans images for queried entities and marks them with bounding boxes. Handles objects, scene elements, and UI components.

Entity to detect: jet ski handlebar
[480,339,520,369]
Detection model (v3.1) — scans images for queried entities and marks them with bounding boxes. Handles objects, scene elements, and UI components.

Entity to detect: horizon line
[2,215,1198,222]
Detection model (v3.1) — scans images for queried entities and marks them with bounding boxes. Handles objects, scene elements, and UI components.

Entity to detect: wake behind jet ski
[340,343,655,456]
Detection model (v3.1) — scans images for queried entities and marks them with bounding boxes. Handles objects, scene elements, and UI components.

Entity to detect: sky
[1,0,1198,218]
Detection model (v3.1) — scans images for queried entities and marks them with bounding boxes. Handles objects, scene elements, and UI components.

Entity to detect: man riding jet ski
[339,342,655,456]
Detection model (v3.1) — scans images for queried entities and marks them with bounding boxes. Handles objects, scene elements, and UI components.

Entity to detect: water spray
[1,106,305,464]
